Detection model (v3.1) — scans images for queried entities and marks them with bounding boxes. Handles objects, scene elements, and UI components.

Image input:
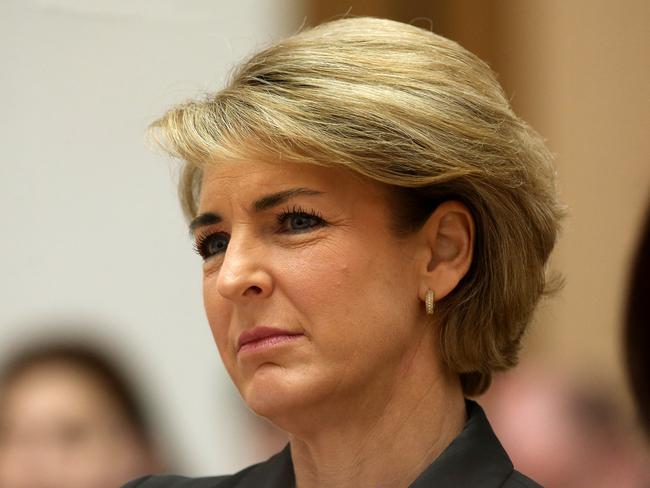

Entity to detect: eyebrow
[253,188,322,212]
[189,187,323,234]
[189,213,221,234]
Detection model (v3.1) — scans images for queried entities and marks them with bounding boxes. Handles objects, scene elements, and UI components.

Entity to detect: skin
[0,363,158,488]
[194,159,474,488]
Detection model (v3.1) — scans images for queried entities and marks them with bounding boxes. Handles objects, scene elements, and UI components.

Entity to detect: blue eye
[194,232,229,260]
[277,207,325,233]
[289,214,319,230]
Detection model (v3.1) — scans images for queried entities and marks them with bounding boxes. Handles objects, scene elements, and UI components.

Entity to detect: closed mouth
[237,326,304,352]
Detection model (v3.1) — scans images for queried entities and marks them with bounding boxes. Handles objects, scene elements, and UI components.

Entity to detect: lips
[237,326,304,353]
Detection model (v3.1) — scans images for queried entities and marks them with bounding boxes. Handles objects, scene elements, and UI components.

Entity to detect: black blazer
[124,401,541,487]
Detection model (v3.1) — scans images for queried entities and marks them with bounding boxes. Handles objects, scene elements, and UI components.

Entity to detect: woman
[0,340,163,488]
[127,17,562,487]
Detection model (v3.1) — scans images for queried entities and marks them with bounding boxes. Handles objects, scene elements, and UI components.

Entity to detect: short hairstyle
[150,17,564,396]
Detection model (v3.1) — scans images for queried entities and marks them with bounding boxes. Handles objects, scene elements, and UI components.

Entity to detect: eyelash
[193,205,326,260]
[276,205,325,230]
[193,232,229,261]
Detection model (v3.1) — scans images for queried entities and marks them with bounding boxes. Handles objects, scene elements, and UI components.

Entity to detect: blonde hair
[150,17,563,396]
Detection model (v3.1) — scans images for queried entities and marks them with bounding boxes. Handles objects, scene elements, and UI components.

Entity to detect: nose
[215,235,273,301]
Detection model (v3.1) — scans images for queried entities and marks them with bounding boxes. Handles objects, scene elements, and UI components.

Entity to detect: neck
[284,335,466,488]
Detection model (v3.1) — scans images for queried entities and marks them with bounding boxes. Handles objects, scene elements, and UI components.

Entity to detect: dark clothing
[124,401,541,487]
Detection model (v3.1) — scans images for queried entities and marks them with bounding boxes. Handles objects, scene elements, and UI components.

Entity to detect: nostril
[245,285,263,296]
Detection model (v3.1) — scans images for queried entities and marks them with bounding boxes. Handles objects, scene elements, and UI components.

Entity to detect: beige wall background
[500,0,650,409]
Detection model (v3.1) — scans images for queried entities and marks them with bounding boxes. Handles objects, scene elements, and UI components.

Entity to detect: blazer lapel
[410,401,514,487]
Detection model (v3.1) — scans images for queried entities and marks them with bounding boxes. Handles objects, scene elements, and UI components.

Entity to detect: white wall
[0,0,301,475]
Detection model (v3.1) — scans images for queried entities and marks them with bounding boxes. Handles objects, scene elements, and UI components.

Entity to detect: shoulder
[123,463,258,488]
[122,473,243,488]
[123,475,228,487]
[122,446,293,488]
[501,470,543,488]
[122,463,259,488]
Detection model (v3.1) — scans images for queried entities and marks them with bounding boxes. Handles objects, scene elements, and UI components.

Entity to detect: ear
[418,201,475,303]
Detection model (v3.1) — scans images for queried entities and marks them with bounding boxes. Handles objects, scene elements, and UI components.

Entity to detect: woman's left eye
[277,209,325,233]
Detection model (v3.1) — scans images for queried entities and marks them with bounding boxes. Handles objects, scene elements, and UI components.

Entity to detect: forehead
[0,363,118,425]
[198,159,386,209]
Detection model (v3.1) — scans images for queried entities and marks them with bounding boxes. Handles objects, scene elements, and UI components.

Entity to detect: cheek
[202,275,232,358]
[280,236,411,338]
[278,241,421,399]
[276,241,352,313]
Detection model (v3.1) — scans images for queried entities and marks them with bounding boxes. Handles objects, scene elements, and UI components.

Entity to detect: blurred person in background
[126,17,563,487]
[625,203,650,439]
[0,340,164,488]
[481,364,650,487]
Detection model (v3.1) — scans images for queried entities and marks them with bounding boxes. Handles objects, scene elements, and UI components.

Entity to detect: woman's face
[195,159,431,425]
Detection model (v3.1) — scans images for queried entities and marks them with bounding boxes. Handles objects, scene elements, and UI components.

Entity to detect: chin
[237,364,318,426]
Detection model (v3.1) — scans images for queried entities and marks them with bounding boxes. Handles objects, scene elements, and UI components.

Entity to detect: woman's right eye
[194,232,230,260]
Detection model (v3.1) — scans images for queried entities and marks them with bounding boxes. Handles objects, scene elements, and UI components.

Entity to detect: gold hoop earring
[425,289,435,315]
